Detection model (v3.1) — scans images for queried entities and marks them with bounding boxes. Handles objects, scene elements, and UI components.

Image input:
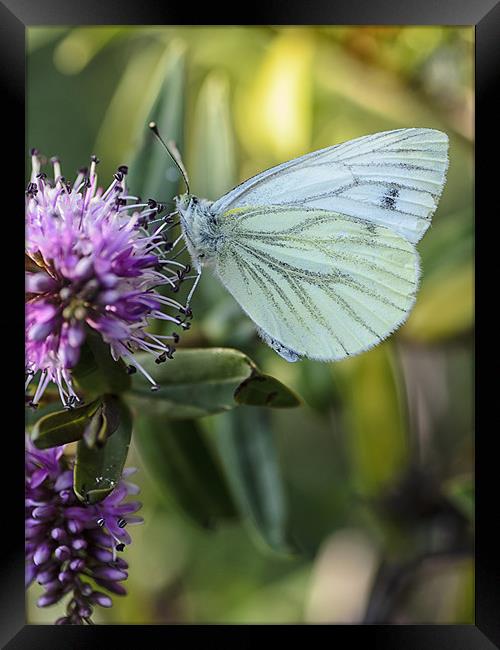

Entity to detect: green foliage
[333,344,410,497]
[81,405,109,449]
[25,399,63,428]
[127,40,186,202]
[133,416,237,528]
[73,397,132,504]
[31,399,102,449]
[444,475,475,522]
[72,330,131,398]
[189,71,236,200]
[127,348,301,418]
[205,406,292,553]
[234,373,302,408]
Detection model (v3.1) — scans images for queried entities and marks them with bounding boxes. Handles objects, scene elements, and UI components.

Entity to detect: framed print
[1,0,495,647]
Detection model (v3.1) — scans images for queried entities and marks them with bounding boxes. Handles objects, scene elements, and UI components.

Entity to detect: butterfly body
[173,128,449,363]
[175,194,220,268]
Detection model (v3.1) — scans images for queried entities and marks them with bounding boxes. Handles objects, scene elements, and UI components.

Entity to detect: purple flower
[25,436,143,624]
[26,151,193,407]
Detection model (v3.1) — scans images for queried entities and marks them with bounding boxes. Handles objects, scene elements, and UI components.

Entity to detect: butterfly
[150,124,448,362]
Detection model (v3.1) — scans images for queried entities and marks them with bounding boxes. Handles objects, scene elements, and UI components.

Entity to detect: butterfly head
[174,192,191,212]
[175,194,219,269]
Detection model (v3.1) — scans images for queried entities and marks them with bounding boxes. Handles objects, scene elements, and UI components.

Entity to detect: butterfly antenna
[148,121,190,195]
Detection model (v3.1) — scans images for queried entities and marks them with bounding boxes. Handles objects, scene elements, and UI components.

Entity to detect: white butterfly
[152,125,449,362]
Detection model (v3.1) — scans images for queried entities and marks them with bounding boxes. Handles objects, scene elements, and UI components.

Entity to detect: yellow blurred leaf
[401,262,474,342]
[333,343,410,496]
[236,30,314,160]
[316,40,446,130]
[53,27,122,75]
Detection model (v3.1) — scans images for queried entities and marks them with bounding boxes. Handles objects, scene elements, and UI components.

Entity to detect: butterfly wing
[215,206,419,361]
[212,128,448,244]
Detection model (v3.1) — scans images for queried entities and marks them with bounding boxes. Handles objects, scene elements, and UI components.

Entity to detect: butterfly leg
[185,267,202,310]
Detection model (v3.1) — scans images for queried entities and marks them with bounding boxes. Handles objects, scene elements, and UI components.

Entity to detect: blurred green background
[27,26,474,624]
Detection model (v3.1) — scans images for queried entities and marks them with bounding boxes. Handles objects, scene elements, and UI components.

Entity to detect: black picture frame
[4,1,494,647]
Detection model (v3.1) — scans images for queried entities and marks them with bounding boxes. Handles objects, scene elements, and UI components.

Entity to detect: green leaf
[82,395,121,449]
[444,475,475,522]
[127,348,301,419]
[332,343,410,497]
[82,407,108,449]
[25,399,64,428]
[73,397,132,504]
[31,399,101,449]
[134,415,237,528]
[189,71,236,200]
[235,373,302,408]
[205,406,293,553]
[72,330,131,398]
[100,394,122,435]
[127,348,253,418]
[127,40,186,202]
